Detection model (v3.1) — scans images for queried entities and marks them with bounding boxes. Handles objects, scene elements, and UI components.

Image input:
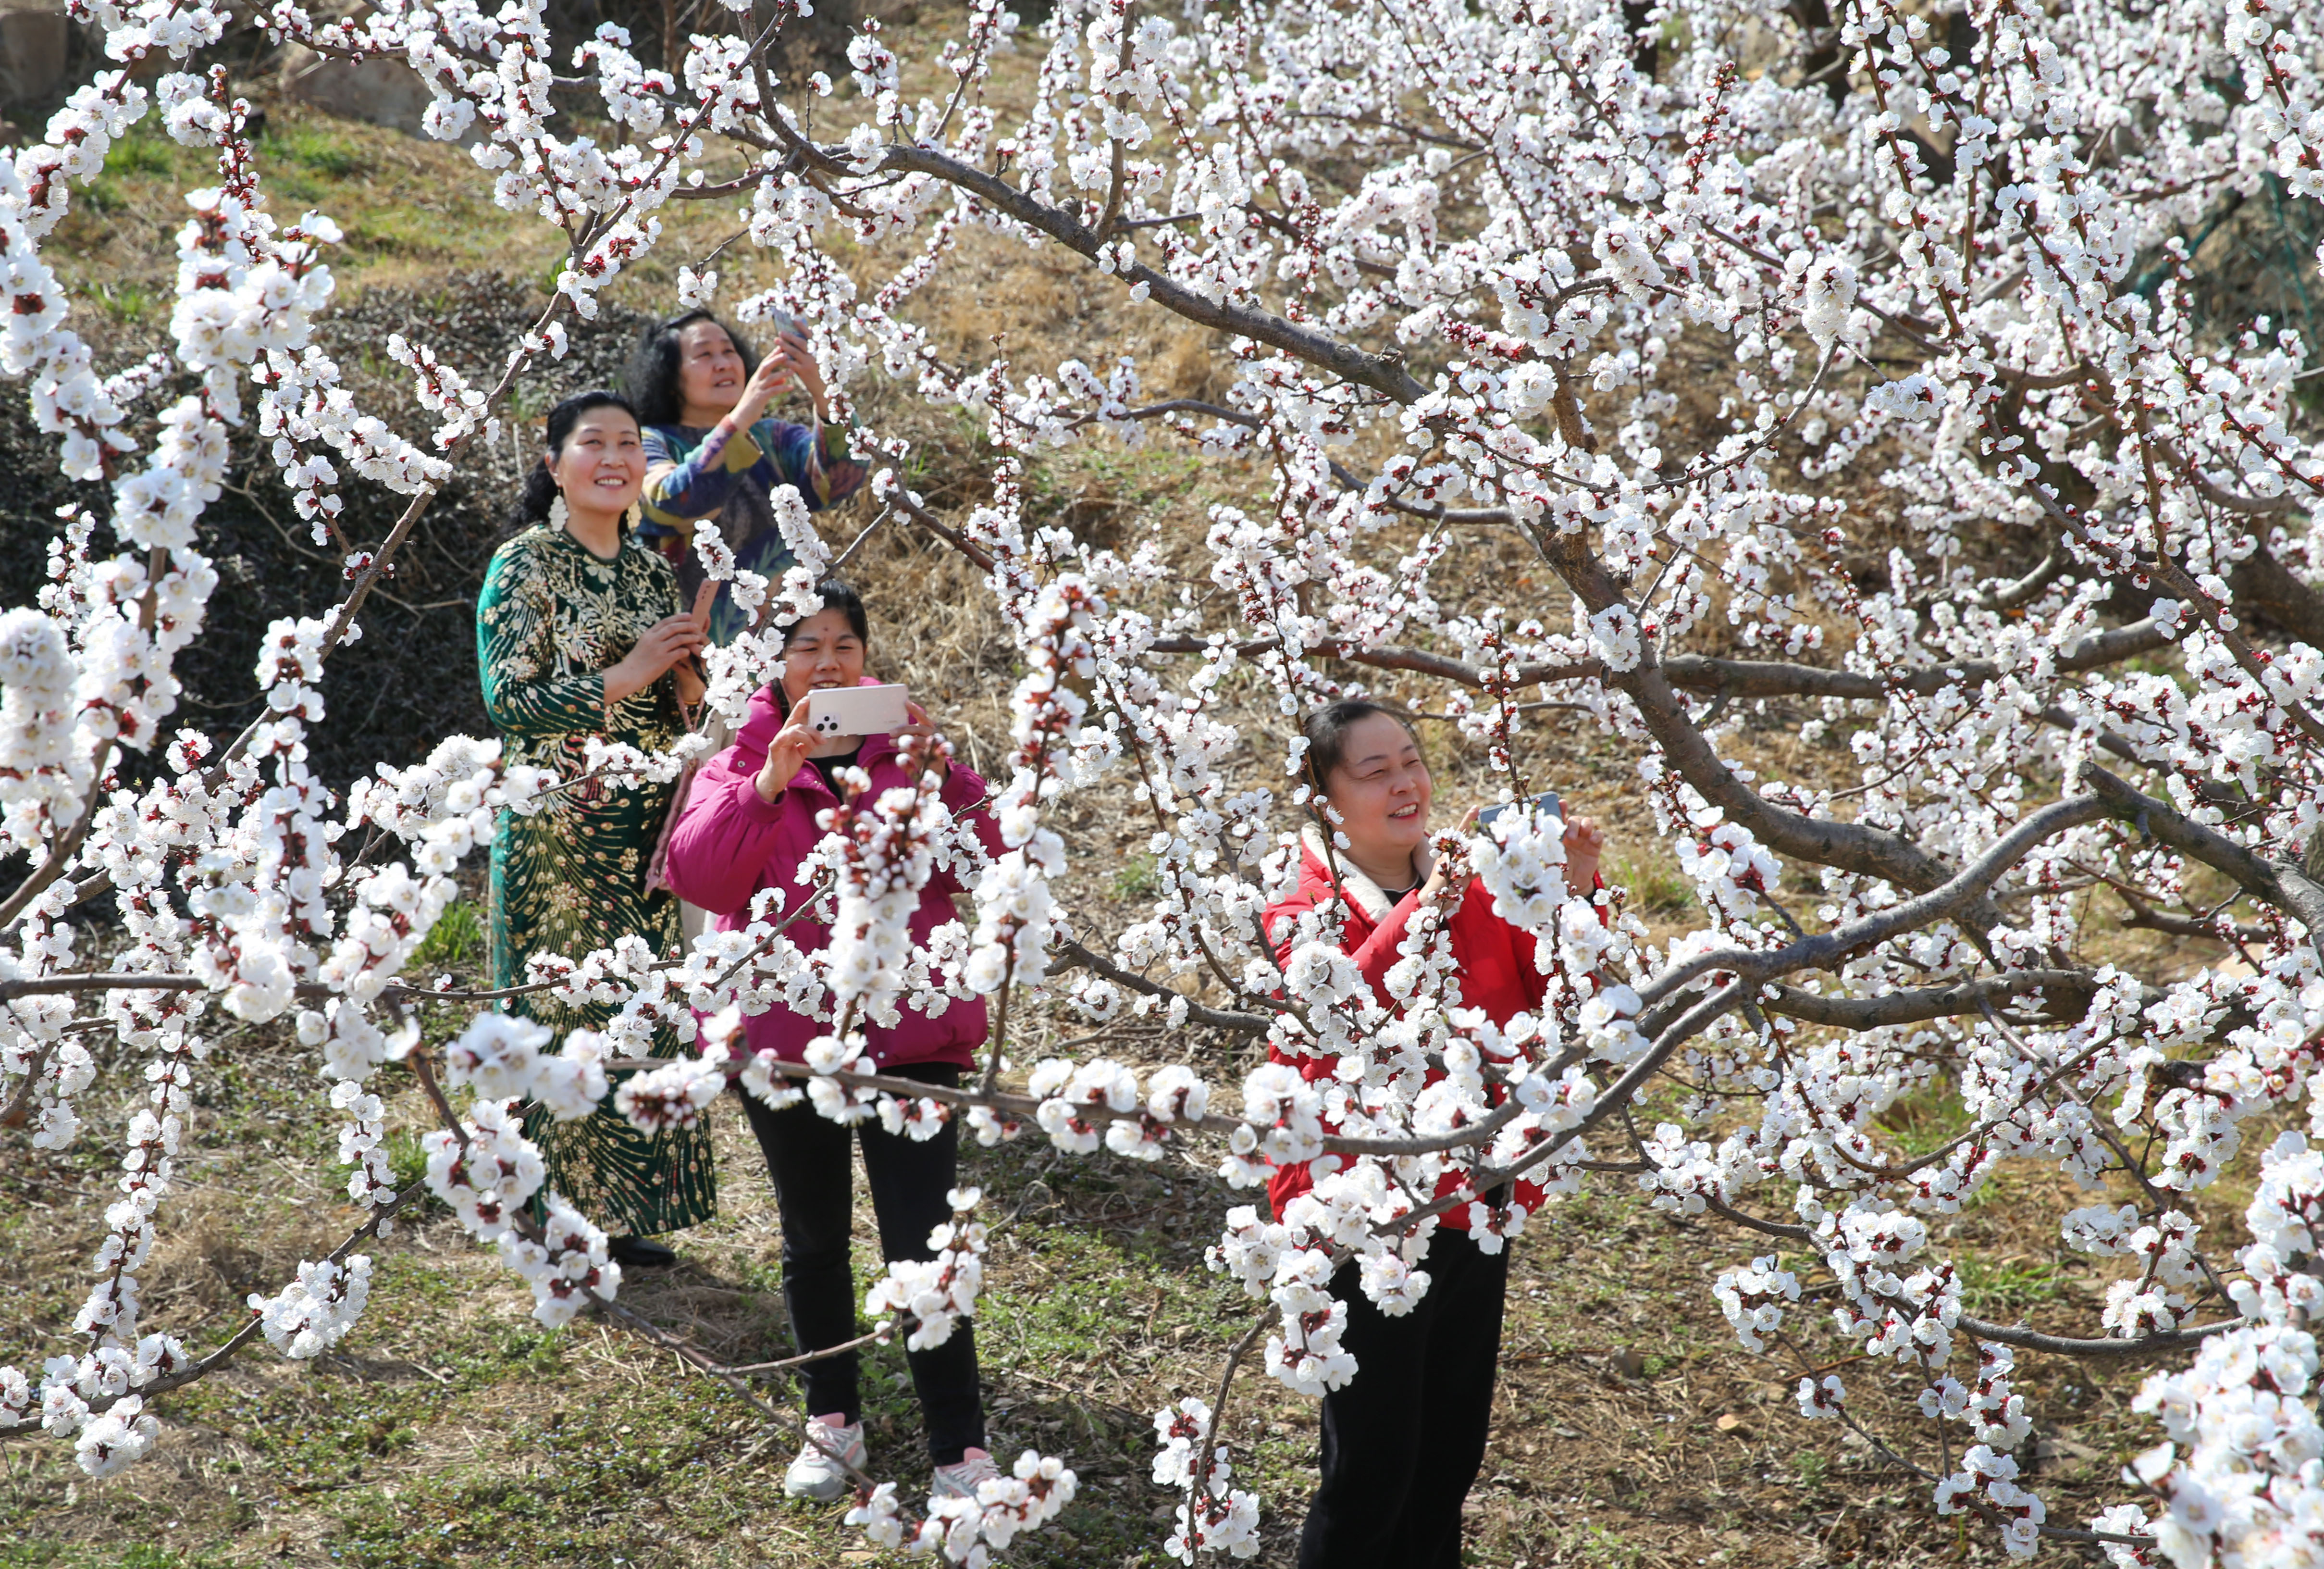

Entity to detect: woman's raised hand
[1419,807,1483,899]
[1562,816,1606,890]
[669,581,717,706]
[732,332,830,427]
[754,700,818,805]
[893,699,951,779]
[605,609,710,706]
[776,331,830,423]
[730,349,793,425]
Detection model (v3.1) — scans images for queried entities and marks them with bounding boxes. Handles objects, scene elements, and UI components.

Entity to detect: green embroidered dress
[476,523,717,1236]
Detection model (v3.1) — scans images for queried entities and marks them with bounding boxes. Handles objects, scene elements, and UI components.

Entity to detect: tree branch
[2077,761,2324,963]
[1049,934,1273,1034]
[865,144,1428,404]
[1633,796,2109,1019]
[1757,969,2108,1030]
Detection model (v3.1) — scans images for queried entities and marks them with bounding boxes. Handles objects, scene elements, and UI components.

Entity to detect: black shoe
[608,1235,679,1268]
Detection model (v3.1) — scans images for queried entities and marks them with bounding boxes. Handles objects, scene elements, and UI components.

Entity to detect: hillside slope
[0,52,2236,1569]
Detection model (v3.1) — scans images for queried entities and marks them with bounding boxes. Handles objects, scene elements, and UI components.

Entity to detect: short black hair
[623,311,758,428]
[509,389,641,528]
[1302,699,1423,798]
[785,578,869,647]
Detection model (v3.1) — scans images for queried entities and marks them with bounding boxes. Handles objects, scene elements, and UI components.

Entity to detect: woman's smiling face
[779,608,866,709]
[676,320,747,420]
[1318,711,1432,872]
[546,406,645,515]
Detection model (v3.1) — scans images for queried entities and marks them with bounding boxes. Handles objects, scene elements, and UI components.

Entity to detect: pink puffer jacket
[662,682,1000,1070]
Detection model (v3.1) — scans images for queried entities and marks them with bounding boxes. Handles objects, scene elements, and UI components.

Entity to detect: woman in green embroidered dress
[477,388,716,1269]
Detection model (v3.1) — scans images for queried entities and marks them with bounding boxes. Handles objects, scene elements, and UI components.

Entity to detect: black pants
[1296,1227,1509,1569]
[737,1062,985,1466]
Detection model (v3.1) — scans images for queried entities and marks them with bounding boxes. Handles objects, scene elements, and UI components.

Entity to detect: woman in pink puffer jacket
[663,578,1003,1505]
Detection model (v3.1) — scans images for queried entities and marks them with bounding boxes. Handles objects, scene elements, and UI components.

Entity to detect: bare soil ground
[1,963,2203,1569]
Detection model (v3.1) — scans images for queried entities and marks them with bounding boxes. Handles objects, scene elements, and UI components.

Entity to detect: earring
[548,491,569,533]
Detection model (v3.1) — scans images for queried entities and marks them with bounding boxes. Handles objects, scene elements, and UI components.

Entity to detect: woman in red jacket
[663,579,1001,1505]
[1265,699,1603,1569]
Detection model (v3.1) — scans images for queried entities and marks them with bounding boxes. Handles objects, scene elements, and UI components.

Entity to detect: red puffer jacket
[1262,822,1578,1228]
[662,682,1001,1070]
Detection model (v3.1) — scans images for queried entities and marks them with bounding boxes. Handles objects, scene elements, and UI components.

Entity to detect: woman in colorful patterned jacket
[624,310,869,648]
[476,388,714,1270]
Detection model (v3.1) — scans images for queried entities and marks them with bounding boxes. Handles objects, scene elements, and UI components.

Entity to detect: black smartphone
[1477,790,1561,828]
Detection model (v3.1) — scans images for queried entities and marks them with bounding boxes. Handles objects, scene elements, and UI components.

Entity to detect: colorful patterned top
[475,523,716,1236]
[638,415,869,646]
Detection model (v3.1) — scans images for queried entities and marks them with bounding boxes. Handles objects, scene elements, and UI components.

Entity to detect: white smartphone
[1477,790,1561,828]
[804,684,909,739]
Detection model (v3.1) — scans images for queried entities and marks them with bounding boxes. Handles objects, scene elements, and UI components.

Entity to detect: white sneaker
[932,1449,1001,1501]
[784,1420,866,1501]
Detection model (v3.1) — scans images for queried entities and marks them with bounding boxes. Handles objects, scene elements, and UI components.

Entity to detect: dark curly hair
[509,389,641,529]
[622,311,759,429]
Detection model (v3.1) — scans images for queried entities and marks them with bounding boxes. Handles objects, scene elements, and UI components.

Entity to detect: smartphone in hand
[803,684,910,738]
[1477,790,1562,828]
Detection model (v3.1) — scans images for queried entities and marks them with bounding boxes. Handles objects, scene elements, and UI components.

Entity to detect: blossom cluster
[1152,1397,1262,1562]
[8,0,2324,1559]
[2102,1133,2324,1566]
[845,1448,1079,1569]
[863,1185,988,1352]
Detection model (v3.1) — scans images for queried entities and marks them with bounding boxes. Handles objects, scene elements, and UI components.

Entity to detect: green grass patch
[1111,853,1160,901]
[1614,852,1693,917]
[105,136,178,178]
[1957,1254,2067,1314]
[264,125,371,180]
[1872,1081,1971,1158]
[1548,1523,1650,1567]
[92,280,156,324]
[412,899,484,971]
[344,211,441,258]
[0,1546,242,1569]
[82,131,192,213]
[331,1125,433,1198]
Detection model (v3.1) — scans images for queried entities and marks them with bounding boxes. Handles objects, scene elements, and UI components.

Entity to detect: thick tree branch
[1636,794,2109,1016]
[1758,969,2106,1029]
[862,145,1429,404]
[1656,617,2167,703]
[1143,616,2164,707]
[2078,762,2324,962]
[2227,537,2324,648]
